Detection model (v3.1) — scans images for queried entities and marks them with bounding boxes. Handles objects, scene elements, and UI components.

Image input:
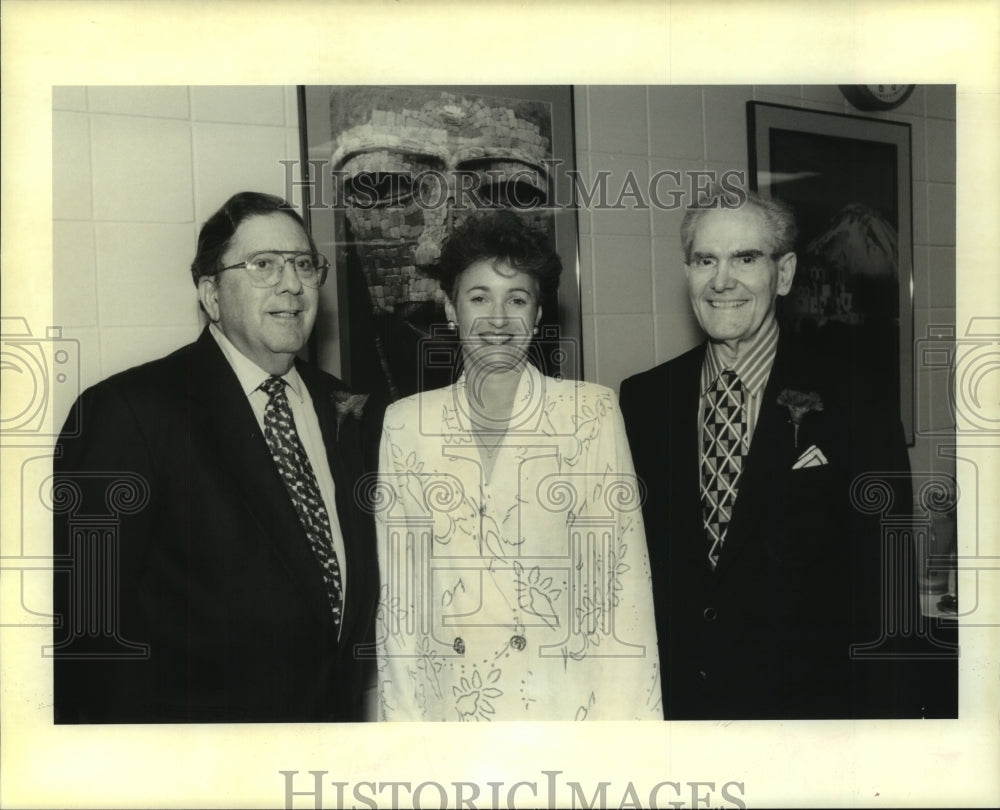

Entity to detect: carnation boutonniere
[332,390,369,437]
[776,388,824,448]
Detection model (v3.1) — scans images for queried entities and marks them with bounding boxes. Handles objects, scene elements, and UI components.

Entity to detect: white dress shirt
[209,324,348,605]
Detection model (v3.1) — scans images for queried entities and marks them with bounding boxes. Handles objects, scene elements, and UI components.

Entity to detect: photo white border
[2,1,998,807]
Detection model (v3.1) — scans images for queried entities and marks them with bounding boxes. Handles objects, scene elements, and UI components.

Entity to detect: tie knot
[717,369,740,393]
[261,375,286,400]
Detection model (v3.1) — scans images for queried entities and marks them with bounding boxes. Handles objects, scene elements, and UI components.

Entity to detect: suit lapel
[190,330,334,626]
[717,335,800,569]
[667,345,709,571]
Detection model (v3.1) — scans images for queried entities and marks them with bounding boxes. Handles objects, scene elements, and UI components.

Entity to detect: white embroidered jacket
[374,364,662,721]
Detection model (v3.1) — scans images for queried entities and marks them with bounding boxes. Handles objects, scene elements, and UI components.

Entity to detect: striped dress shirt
[699,318,780,457]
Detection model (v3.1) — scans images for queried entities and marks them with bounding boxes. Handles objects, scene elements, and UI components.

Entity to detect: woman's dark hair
[432,210,562,304]
[190,191,315,285]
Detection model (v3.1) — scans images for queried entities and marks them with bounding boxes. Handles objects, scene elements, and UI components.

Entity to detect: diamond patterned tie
[700,369,746,570]
[260,375,343,628]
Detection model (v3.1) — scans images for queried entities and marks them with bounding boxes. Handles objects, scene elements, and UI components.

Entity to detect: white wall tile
[95,223,201,327]
[53,111,92,220]
[649,157,704,238]
[703,86,752,164]
[54,221,98,327]
[586,86,648,156]
[647,86,703,159]
[100,326,197,379]
[926,247,956,308]
[578,236,594,316]
[88,86,190,119]
[284,127,305,206]
[53,86,88,112]
[907,436,957,486]
[57,326,102,418]
[911,181,929,245]
[192,123,291,223]
[90,115,193,223]
[587,153,651,236]
[915,365,956,435]
[892,85,925,117]
[924,85,956,120]
[572,87,589,152]
[654,311,702,366]
[913,306,957,436]
[896,114,927,183]
[592,235,652,314]
[284,86,300,129]
[651,235,686,311]
[912,245,930,310]
[753,85,801,104]
[801,85,846,106]
[594,313,655,393]
[581,313,598,382]
[914,307,957,350]
[926,118,956,183]
[652,234,703,364]
[927,183,956,246]
[191,85,286,126]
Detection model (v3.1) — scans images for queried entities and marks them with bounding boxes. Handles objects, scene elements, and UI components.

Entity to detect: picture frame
[301,85,582,401]
[747,101,914,444]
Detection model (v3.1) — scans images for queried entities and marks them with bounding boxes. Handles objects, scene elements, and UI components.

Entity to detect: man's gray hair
[680,187,798,263]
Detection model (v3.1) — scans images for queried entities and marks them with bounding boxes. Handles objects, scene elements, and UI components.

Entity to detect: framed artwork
[747,101,914,444]
[301,85,581,401]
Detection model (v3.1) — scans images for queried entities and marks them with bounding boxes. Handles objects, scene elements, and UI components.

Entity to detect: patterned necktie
[700,369,746,570]
[260,375,343,628]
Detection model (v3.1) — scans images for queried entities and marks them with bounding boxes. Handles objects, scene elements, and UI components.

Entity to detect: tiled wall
[574,85,957,490]
[53,84,957,491]
[52,86,302,409]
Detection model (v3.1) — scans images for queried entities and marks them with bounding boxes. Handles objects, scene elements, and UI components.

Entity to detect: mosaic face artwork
[329,87,555,398]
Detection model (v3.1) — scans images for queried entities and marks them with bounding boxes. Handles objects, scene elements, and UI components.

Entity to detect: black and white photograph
[1,2,998,808]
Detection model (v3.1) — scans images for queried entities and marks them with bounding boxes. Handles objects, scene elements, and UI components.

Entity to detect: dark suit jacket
[53,328,382,723]
[620,333,917,719]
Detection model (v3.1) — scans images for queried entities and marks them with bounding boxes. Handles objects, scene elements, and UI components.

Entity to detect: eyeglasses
[218,250,330,288]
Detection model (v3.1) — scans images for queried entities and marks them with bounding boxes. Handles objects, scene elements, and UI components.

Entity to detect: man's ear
[775,252,797,296]
[197,275,221,322]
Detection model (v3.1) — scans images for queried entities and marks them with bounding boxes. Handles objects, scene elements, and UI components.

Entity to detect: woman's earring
[448,321,456,330]
[532,326,539,335]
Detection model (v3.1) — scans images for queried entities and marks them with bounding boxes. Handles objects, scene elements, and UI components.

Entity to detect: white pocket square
[792,444,828,469]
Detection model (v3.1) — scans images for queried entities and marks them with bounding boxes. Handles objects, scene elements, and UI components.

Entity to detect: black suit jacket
[620,333,917,719]
[53,328,382,723]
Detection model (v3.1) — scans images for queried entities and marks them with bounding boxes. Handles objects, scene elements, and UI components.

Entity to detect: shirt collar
[701,318,779,397]
[209,323,304,402]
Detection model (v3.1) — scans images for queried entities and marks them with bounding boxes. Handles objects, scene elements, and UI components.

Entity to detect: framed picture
[747,101,914,444]
[301,85,581,401]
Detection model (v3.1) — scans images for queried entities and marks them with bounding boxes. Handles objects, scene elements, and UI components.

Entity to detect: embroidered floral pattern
[514,561,562,629]
[375,366,662,721]
[452,667,503,721]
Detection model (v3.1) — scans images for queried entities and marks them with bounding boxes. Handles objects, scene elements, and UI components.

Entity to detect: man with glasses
[53,192,381,723]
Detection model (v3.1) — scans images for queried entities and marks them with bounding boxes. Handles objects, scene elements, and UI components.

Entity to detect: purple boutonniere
[777,388,824,448]
[332,390,369,436]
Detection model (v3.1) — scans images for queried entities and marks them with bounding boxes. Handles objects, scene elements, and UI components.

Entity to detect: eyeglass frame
[217,250,330,289]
